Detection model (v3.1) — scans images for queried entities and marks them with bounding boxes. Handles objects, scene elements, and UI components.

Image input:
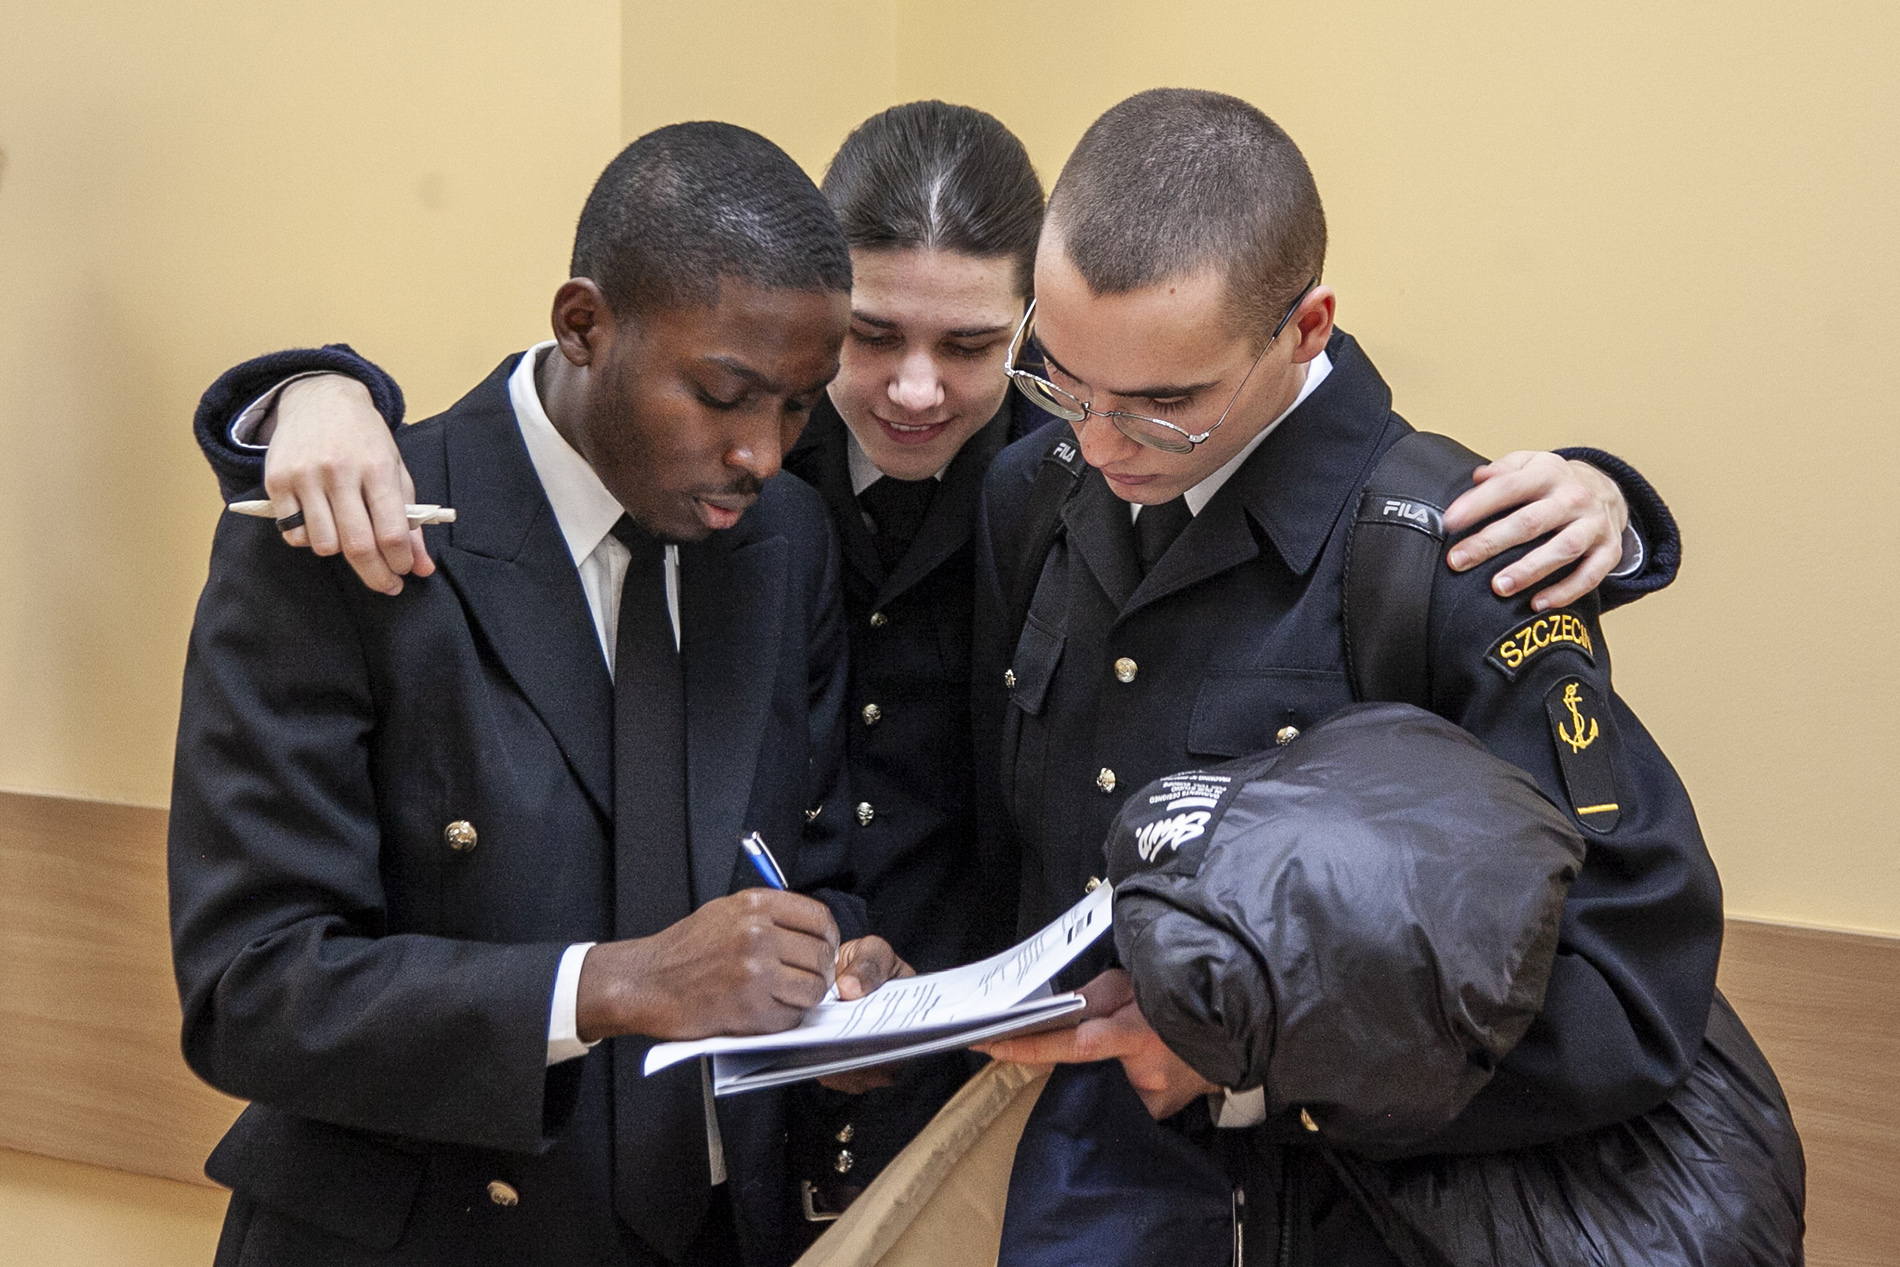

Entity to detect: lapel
[678,522,787,906]
[874,403,1010,608]
[785,403,883,588]
[1116,331,1397,624]
[434,357,616,819]
[1063,467,1143,614]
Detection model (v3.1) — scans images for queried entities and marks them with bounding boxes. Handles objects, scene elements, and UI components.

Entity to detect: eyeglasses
[1002,277,1318,454]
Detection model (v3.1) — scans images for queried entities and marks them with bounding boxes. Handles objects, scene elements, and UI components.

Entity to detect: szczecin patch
[1487,610,1596,680]
[1544,675,1620,832]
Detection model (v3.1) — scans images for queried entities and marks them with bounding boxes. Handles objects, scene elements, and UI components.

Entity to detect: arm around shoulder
[194,343,404,500]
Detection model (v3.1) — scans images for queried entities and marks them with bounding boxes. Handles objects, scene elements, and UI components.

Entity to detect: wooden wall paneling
[1,786,1896,1263]
[0,792,241,1187]
[1719,919,1900,1267]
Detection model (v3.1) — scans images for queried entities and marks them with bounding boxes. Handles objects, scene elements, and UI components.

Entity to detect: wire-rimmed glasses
[1002,277,1318,454]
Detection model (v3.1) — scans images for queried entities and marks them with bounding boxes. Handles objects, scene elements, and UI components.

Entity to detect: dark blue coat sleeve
[1412,545,1722,1153]
[1554,446,1682,611]
[194,344,404,500]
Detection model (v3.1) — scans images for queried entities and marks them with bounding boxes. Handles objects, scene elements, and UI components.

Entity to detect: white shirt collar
[1176,349,1332,516]
[508,341,627,566]
[845,424,948,496]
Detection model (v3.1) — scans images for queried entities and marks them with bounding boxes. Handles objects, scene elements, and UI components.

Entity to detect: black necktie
[607,516,709,1259]
[1134,495,1193,576]
[859,475,937,572]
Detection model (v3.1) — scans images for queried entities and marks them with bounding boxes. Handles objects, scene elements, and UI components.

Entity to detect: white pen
[226,499,456,526]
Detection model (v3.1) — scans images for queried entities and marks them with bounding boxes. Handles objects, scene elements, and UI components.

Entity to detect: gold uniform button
[869,611,888,629]
[1299,1107,1320,1133]
[1275,725,1301,747]
[834,1149,855,1174]
[487,1179,519,1207]
[1085,876,1103,894]
[856,802,876,827]
[1003,668,1017,689]
[1114,657,1138,684]
[805,805,822,823]
[861,703,882,726]
[1096,768,1117,794]
[835,1123,854,1144]
[444,820,478,852]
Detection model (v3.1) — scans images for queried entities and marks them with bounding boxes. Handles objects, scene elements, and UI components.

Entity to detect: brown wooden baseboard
[2,789,1896,1262]
[1719,919,1900,1267]
[0,792,240,1187]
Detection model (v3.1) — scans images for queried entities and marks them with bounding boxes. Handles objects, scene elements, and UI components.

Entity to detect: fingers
[749,888,841,954]
[325,472,406,595]
[834,936,912,1001]
[1528,539,1624,612]
[1443,451,1542,534]
[976,1023,1096,1065]
[817,1067,899,1094]
[400,466,435,579]
[1486,519,1592,600]
[360,459,418,583]
[1078,968,1135,1018]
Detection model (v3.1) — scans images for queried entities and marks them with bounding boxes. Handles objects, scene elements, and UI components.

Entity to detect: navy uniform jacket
[170,356,862,1267]
[974,331,1720,1262]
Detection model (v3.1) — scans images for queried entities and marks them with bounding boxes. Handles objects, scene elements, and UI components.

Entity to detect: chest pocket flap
[1189,668,1354,758]
[1008,615,1065,717]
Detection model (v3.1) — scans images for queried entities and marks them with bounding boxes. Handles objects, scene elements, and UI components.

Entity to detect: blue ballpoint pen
[739,831,789,890]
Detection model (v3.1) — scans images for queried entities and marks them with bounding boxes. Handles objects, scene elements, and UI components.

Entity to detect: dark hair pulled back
[821,101,1044,297]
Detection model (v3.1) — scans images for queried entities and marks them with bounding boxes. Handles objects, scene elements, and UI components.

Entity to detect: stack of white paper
[645,880,1114,1095]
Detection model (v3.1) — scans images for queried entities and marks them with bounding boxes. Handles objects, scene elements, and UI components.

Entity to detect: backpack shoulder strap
[1342,431,1486,706]
[1002,426,1089,651]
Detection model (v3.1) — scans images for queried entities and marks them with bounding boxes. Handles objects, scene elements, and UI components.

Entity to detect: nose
[726,414,784,485]
[1072,411,1140,470]
[889,350,945,414]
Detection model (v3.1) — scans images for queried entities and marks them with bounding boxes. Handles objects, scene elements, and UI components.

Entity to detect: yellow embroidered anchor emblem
[1556,682,1598,753]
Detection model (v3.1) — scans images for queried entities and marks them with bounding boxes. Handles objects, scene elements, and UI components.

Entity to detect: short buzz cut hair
[1047,89,1326,344]
[571,122,853,316]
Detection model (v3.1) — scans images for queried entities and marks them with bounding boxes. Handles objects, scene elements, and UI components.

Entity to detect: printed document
[645,880,1113,1094]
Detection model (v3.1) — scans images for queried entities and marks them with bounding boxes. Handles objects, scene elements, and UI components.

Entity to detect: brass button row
[861,703,882,726]
[445,820,478,852]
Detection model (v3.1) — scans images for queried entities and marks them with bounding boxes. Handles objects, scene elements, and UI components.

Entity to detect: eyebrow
[702,355,836,398]
[1035,340,1222,401]
[852,311,1015,340]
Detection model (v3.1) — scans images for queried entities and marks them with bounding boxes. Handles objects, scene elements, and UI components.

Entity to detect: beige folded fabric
[793,1062,1050,1267]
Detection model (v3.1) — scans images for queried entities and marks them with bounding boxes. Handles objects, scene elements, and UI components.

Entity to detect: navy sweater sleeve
[1554,446,1682,611]
[193,345,404,501]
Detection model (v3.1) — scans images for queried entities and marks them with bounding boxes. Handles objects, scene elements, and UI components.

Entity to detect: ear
[550,278,616,367]
[1286,286,1337,365]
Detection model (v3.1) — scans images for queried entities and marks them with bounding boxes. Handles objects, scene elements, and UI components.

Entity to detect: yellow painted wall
[1,2,1892,939]
[0,1,621,807]
[891,0,1900,934]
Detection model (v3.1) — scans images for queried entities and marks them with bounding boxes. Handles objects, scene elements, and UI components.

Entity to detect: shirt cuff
[1211,1085,1267,1129]
[546,942,599,1066]
[228,371,331,449]
[1608,523,1644,579]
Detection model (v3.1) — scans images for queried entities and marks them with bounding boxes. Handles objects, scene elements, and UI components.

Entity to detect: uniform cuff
[228,371,332,450]
[546,942,598,1066]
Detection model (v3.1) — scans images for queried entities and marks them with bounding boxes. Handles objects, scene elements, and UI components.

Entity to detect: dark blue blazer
[169,355,861,1267]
